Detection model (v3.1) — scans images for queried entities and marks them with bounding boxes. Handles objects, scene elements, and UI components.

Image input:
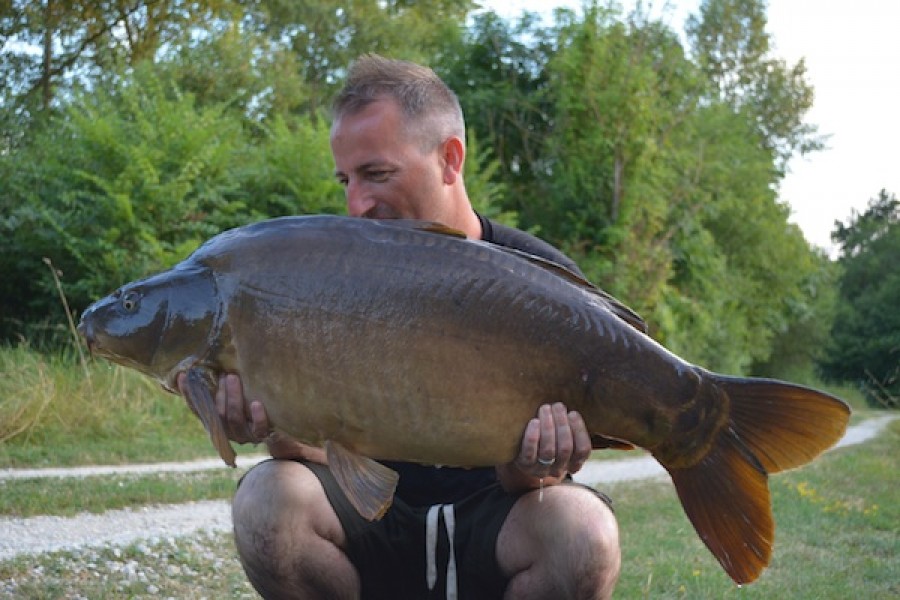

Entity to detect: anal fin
[326,441,399,521]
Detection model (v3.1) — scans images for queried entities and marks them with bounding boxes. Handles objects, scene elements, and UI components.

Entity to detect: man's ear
[440,136,465,185]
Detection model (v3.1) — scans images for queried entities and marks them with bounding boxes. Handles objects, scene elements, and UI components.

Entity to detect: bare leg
[232,460,360,599]
[496,485,620,600]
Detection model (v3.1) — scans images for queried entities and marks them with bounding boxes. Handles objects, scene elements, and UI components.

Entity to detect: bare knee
[578,493,621,599]
[232,460,357,599]
[498,485,620,599]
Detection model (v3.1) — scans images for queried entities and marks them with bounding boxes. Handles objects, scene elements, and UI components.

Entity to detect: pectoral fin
[182,368,237,467]
[325,441,399,521]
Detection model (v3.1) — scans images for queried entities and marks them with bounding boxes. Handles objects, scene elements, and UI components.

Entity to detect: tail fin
[665,375,850,584]
[718,376,850,473]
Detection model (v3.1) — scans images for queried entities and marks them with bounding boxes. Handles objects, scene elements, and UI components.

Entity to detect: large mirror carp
[78,215,850,584]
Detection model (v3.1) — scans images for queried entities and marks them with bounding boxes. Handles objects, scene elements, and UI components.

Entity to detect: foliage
[541,6,702,319]
[0,344,215,466]
[686,0,824,169]
[438,9,556,208]
[240,0,474,115]
[752,250,841,383]
[0,63,341,341]
[0,0,847,381]
[821,190,900,407]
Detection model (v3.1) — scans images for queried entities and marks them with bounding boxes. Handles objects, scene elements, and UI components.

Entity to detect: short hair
[332,54,465,150]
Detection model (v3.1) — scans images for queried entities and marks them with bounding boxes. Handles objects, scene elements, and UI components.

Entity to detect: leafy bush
[0,64,341,344]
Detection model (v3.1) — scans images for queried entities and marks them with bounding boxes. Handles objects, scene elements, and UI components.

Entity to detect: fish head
[78,265,220,388]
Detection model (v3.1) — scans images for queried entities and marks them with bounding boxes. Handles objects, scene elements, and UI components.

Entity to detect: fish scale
[78,214,850,585]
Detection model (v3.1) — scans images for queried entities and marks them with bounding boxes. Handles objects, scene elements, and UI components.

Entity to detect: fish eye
[121,291,141,313]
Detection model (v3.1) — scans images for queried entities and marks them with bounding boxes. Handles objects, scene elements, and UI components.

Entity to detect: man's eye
[368,170,390,182]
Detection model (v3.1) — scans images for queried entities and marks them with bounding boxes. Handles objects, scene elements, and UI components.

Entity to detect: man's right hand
[177,372,326,462]
[214,373,269,444]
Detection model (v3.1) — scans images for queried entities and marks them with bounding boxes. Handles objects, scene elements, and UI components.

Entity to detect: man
[185,54,620,599]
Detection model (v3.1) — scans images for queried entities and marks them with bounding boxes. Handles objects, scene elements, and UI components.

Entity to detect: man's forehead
[333,156,396,176]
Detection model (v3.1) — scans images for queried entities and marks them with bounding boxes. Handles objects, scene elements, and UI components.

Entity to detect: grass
[1,344,895,597]
[0,345,219,467]
[0,470,242,518]
[1,419,895,598]
[609,418,900,598]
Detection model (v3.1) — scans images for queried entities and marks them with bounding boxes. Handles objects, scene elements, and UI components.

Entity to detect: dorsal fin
[381,218,648,333]
[488,244,648,334]
[418,223,468,238]
[373,218,468,239]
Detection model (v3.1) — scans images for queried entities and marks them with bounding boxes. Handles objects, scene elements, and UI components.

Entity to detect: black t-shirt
[382,214,582,507]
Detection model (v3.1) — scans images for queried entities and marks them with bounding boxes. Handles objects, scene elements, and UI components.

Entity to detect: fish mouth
[76,320,95,357]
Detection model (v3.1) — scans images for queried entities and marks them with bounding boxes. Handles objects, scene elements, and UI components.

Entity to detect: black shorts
[297,461,613,600]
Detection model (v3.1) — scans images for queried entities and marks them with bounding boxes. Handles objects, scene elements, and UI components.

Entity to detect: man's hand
[176,372,324,462]
[497,402,592,493]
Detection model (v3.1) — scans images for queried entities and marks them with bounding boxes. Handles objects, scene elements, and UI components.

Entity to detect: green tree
[686,0,823,170]
[0,0,235,116]
[665,101,822,373]
[752,251,839,383]
[0,64,341,343]
[241,0,474,116]
[821,190,900,407]
[539,5,703,314]
[649,0,829,372]
[438,9,556,211]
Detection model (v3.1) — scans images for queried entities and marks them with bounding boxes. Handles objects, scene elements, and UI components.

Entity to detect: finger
[215,373,229,422]
[567,410,592,473]
[537,404,557,467]
[224,373,247,428]
[552,402,574,460]
[517,417,541,466]
[248,400,271,441]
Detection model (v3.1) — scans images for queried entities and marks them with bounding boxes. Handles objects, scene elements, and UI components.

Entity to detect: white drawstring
[425,503,458,600]
[443,504,457,600]
[426,504,440,591]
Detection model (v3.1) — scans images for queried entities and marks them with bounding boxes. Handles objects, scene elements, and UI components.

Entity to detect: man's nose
[345,180,375,217]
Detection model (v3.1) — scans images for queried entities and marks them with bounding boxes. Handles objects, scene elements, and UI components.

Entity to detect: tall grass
[0,344,215,467]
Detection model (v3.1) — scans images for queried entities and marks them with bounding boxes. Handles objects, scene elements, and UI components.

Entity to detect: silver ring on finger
[537,457,555,466]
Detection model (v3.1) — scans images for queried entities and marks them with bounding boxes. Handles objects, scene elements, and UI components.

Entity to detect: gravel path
[1,414,895,561]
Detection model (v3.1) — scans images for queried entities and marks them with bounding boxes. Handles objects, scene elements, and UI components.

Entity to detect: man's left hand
[497,402,592,492]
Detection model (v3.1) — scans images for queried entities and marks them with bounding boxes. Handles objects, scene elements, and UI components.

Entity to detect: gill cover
[80,265,220,382]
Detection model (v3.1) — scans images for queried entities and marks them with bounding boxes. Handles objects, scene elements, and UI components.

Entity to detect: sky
[477,1,900,256]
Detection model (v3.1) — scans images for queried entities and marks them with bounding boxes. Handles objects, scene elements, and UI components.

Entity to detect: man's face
[331,98,446,221]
